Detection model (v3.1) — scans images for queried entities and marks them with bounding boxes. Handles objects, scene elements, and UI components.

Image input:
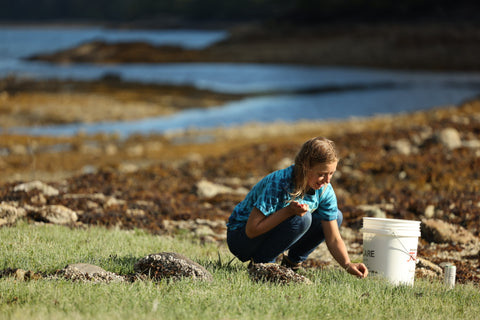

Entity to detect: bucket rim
[362,217,421,224]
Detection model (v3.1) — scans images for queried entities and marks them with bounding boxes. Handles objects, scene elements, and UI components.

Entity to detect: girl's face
[306,161,338,190]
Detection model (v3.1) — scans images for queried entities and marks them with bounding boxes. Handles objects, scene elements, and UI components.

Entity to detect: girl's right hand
[289,201,309,216]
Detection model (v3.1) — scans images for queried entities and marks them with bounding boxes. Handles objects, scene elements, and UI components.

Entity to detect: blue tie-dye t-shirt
[227,165,338,230]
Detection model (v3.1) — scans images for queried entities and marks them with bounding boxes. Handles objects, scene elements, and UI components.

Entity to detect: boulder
[389,138,414,155]
[462,139,480,149]
[0,203,25,226]
[134,252,213,282]
[421,219,478,244]
[356,204,387,219]
[436,128,462,150]
[194,179,248,199]
[423,205,436,219]
[39,205,78,224]
[416,257,443,275]
[13,180,59,196]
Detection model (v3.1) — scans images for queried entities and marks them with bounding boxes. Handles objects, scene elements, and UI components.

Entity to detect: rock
[436,128,462,150]
[39,205,78,224]
[31,193,47,205]
[341,166,365,181]
[416,257,443,275]
[248,262,312,284]
[390,139,413,155]
[275,157,293,170]
[126,145,144,157]
[463,139,480,149]
[356,204,387,218]
[13,269,42,281]
[424,205,435,219]
[104,143,118,156]
[421,219,478,244]
[340,227,360,242]
[63,193,106,201]
[161,219,227,241]
[194,179,248,199]
[14,269,26,281]
[13,180,59,196]
[193,225,216,237]
[134,252,213,282]
[9,144,28,155]
[118,163,139,173]
[104,196,126,208]
[415,268,439,279]
[0,203,24,226]
[126,208,146,217]
[411,126,433,146]
[61,263,124,283]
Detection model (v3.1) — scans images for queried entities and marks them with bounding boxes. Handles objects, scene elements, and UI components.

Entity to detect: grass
[1,222,479,320]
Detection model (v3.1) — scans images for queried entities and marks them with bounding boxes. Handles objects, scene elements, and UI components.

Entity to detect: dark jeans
[227,210,343,264]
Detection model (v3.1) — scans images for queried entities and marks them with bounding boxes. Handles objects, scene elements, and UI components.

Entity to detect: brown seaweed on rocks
[134,252,213,282]
[1,100,480,285]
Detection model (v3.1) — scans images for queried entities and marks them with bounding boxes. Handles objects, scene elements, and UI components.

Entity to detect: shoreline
[24,21,480,71]
[0,77,245,129]
[1,98,479,183]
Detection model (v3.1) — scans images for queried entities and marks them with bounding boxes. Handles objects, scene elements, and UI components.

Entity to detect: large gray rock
[13,180,59,196]
[39,205,77,224]
[356,204,387,219]
[436,128,462,150]
[194,179,248,199]
[0,203,25,226]
[389,138,414,155]
[134,252,213,282]
[421,219,478,244]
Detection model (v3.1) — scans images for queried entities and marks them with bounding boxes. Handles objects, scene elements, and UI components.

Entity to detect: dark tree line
[1,0,478,24]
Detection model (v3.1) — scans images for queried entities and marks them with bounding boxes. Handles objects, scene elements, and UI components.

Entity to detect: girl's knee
[290,211,312,233]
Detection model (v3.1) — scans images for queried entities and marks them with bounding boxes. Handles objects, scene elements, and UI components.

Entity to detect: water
[17,85,479,137]
[0,26,227,58]
[1,26,480,136]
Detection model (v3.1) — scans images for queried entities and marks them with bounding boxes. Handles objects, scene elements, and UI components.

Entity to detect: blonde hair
[290,137,338,200]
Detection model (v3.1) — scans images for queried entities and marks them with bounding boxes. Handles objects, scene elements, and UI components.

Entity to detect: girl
[227,136,368,278]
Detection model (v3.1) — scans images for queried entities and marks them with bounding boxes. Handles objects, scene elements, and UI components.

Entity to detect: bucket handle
[390,230,417,262]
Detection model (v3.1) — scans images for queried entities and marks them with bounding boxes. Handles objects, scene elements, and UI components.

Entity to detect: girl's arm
[245,202,308,239]
[322,219,368,278]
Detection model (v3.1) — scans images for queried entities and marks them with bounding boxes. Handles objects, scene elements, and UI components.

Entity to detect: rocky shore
[1,98,479,284]
[1,22,479,285]
[27,22,480,70]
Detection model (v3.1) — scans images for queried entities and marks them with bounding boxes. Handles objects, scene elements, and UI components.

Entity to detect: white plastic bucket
[362,217,421,285]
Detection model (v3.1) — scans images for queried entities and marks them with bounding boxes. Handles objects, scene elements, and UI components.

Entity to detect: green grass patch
[1,222,479,320]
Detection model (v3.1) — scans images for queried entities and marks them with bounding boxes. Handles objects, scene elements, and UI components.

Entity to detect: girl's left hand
[289,201,309,216]
[345,262,368,278]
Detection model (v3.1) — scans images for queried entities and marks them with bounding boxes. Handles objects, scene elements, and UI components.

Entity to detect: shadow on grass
[197,253,246,273]
[96,254,143,274]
